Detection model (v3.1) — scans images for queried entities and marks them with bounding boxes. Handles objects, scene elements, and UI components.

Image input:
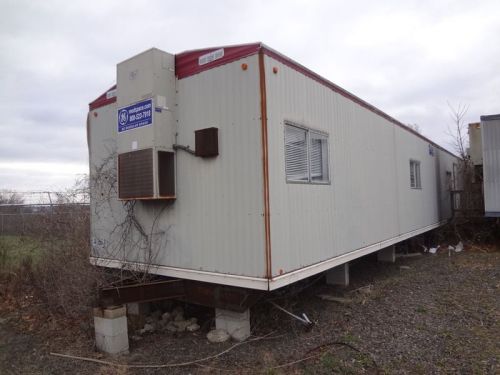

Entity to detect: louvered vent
[118,149,154,199]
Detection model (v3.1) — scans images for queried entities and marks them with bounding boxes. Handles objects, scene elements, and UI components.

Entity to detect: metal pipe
[269,301,313,326]
[173,144,196,155]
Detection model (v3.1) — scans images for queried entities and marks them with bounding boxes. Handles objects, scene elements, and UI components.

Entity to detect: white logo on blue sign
[118,109,129,126]
[117,99,153,133]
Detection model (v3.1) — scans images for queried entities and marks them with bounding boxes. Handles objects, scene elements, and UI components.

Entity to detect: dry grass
[0,190,104,319]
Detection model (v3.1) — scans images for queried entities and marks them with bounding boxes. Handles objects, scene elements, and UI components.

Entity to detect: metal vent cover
[195,127,219,157]
[118,148,154,199]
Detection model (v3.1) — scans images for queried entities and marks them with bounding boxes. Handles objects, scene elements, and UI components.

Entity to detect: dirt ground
[1,247,499,374]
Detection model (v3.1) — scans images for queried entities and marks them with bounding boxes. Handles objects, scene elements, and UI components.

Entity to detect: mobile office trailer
[481,114,500,217]
[88,43,458,292]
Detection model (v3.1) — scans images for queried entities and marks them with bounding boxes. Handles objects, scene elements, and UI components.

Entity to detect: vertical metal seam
[258,50,272,281]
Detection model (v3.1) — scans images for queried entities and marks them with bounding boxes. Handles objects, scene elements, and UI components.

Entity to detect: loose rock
[161,312,172,322]
[186,323,200,332]
[143,323,155,333]
[165,322,178,333]
[174,313,185,322]
[173,320,191,332]
[172,306,183,319]
[207,329,230,343]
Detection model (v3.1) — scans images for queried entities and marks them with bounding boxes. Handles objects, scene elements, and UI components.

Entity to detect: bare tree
[0,190,24,205]
[447,101,470,161]
[446,101,484,221]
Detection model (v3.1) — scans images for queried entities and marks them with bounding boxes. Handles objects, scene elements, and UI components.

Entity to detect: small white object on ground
[172,320,191,332]
[399,265,411,270]
[207,329,230,343]
[455,241,464,252]
[429,247,437,254]
[186,323,200,332]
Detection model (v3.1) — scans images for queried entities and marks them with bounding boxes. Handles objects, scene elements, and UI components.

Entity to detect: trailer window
[284,123,329,184]
[410,160,421,189]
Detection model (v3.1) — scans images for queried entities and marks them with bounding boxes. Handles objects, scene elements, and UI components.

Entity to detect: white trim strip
[89,257,269,290]
[90,220,447,292]
[268,221,447,290]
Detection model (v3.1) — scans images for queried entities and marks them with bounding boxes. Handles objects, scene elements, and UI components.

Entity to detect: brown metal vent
[118,149,154,199]
[195,127,219,157]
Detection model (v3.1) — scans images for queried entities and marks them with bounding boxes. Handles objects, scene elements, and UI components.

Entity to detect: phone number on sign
[130,110,151,122]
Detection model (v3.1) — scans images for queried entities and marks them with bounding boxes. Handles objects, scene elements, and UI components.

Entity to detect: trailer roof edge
[89,43,459,158]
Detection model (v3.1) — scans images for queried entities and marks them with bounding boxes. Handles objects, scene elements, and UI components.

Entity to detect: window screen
[410,160,421,188]
[285,123,329,183]
[310,132,329,182]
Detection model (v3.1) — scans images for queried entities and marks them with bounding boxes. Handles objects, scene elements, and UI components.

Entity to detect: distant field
[0,235,42,270]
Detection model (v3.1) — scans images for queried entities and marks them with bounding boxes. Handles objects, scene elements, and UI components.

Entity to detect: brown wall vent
[118,148,154,199]
[195,127,219,157]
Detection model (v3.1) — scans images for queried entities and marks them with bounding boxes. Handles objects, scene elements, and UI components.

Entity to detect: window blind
[285,125,309,181]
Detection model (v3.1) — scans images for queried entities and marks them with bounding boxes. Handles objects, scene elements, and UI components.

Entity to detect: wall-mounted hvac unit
[116,48,176,200]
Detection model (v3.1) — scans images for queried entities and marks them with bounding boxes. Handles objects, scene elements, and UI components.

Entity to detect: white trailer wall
[264,54,456,279]
[481,116,500,216]
[89,55,268,286]
[89,45,458,291]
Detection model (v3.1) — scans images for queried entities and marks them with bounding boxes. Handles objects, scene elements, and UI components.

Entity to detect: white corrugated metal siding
[264,54,456,277]
[90,47,458,289]
[482,118,500,216]
[90,55,267,279]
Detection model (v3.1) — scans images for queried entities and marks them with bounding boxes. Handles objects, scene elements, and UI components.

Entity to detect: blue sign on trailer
[117,99,153,133]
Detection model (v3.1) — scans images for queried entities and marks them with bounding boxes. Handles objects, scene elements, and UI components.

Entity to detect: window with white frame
[284,123,329,183]
[410,160,421,188]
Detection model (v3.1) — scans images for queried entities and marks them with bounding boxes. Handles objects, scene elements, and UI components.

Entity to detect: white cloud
[1,0,499,189]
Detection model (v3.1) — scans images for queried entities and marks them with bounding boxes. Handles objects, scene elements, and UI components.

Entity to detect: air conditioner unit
[116,48,176,200]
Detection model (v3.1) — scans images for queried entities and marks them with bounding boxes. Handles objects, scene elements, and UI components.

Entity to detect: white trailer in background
[87,43,458,346]
[481,114,500,217]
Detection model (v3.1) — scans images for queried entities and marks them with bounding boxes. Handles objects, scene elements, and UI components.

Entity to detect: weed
[415,305,427,313]
[340,333,359,344]
[263,368,277,375]
[320,352,339,371]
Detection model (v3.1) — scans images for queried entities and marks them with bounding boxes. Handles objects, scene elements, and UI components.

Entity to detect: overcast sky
[1,0,499,191]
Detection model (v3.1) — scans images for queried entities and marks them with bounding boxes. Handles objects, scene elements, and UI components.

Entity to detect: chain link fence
[0,191,89,236]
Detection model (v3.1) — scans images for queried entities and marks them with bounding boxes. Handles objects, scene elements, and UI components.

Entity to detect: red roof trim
[89,85,117,111]
[175,43,455,157]
[88,43,456,158]
[175,43,261,79]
